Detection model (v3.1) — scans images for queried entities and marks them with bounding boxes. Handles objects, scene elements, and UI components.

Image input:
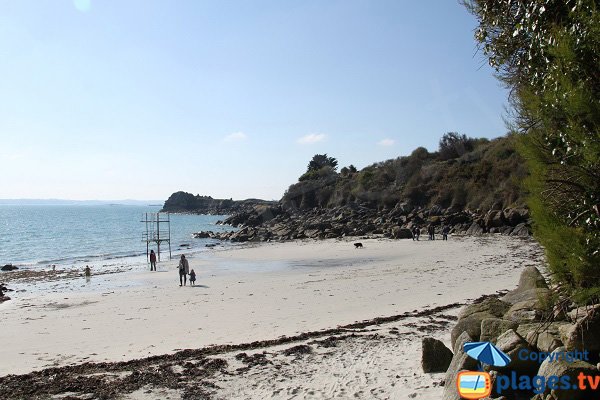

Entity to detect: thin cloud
[297,133,326,145]
[224,132,247,142]
[377,138,395,146]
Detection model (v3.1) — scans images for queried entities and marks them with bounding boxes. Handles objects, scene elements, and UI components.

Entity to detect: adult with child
[178,254,189,286]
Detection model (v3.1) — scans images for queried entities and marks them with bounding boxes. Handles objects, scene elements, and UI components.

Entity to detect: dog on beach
[354,242,363,249]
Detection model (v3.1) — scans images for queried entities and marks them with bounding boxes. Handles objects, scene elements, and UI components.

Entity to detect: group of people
[411,224,450,241]
[149,250,197,286]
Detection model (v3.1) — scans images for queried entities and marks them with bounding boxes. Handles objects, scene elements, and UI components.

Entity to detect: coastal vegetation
[464,0,600,304]
[282,133,526,212]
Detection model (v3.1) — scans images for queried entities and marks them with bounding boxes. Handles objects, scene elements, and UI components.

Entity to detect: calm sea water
[0,205,233,268]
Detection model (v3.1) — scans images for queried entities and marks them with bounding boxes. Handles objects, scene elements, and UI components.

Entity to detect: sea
[0,204,234,270]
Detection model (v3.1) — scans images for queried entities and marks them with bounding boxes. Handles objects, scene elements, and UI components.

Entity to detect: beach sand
[0,236,545,399]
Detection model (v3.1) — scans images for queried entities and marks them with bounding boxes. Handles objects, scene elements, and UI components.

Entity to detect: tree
[464,0,600,303]
[298,154,339,182]
[438,132,475,160]
[307,154,338,173]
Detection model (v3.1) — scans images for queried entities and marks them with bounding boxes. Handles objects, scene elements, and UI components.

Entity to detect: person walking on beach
[189,269,196,286]
[178,254,189,286]
[428,225,435,240]
[149,250,157,271]
[442,225,450,241]
[412,226,420,241]
[84,265,91,277]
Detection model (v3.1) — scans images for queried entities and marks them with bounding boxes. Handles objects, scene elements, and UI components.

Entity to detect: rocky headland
[193,203,532,243]
[161,191,277,215]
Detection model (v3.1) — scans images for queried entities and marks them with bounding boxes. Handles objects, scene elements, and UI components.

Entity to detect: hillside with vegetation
[282,133,527,212]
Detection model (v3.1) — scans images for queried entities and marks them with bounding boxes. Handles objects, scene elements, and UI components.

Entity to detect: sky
[0,0,509,201]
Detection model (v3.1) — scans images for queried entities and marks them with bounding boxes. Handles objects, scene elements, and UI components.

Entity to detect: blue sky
[0,0,508,201]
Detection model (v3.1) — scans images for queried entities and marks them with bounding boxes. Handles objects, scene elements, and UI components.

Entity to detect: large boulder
[421,337,453,373]
[480,318,519,343]
[502,266,549,305]
[451,298,511,349]
[537,347,600,400]
[391,227,413,239]
[442,332,478,400]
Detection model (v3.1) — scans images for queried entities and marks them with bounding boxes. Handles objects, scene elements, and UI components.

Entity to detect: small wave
[36,250,149,266]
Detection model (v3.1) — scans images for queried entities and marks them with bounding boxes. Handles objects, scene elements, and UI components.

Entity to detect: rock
[505,300,546,324]
[1,264,18,271]
[484,210,505,229]
[421,337,453,373]
[537,347,600,399]
[466,222,484,235]
[391,227,413,239]
[451,298,511,350]
[504,207,529,226]
[192,231,211,239]
[559,306,600,352]
[442,332,478,400]
[0,295,10,303]
[502,266,549,305]
[450,297,510,347]
[494,329,538,375]
[537,331,564,353]
[509,222,530,236]
[480,318,519,343]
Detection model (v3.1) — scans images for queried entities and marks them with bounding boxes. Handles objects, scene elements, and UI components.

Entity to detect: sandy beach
[0,235,545,399]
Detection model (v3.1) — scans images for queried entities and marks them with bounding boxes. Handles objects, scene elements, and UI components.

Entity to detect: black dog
[354,242,363,249]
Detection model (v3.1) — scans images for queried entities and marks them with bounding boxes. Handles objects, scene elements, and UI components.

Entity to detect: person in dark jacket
[149,250,157,271]
[442,225,450,240]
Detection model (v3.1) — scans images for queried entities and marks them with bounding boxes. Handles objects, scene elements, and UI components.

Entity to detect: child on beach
[189,269,196,286]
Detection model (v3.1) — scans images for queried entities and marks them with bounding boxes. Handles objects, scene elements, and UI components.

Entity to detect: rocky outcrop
[204,204,532,243]
[421,337,453,373]
[442,267,600,400]
[1,264,18,271]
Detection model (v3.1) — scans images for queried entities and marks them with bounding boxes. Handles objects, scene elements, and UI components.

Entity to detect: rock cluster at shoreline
[421,267,600,400]
[194,203,532,242]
